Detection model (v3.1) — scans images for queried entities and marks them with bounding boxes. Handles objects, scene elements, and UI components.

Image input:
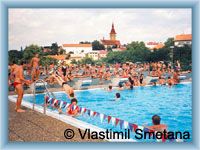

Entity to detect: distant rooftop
[62,44,92,47]
[47,55,66,60]
[175,34,192,41]
[101,39,121,45]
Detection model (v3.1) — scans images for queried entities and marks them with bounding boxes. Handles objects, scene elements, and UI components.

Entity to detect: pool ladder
[32,79,56,114]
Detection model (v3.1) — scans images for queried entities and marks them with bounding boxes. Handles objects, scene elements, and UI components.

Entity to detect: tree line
[102,38,191,71]
[9,38,191,70]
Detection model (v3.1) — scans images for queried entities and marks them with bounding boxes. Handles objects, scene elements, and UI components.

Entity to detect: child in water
[115,93,121,101]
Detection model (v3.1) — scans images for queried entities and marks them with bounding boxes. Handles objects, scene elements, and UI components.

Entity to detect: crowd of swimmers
[8,53,191,133]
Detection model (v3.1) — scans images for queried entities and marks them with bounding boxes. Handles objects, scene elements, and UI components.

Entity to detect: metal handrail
[32,79,56,114]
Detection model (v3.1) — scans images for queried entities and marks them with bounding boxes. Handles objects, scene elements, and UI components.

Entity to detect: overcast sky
[9,8,191,50]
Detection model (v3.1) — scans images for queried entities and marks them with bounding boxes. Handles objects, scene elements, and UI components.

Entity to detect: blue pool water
[23,83,192,142]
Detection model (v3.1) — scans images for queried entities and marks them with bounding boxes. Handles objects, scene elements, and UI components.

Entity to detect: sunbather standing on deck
[30,53,40,82]
[11,61,31,112]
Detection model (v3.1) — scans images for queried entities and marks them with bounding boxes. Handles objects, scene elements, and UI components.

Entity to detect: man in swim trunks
[30,53,40,82]
[51,74,75,100]
[12,61,31,112]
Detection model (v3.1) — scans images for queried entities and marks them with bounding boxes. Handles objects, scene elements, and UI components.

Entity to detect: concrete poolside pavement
[9,101,103,142]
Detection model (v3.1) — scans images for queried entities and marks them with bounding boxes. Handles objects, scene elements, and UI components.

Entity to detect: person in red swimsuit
[66,98,80,117]
[12,61,31,112]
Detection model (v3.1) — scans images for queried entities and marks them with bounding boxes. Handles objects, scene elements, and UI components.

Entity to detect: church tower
[110,23,116,41]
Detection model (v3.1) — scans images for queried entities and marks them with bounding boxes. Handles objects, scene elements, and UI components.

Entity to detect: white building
[87,51,99,60]
[99,50,108,58]
[62,44,92,54]
[174,34,192,47]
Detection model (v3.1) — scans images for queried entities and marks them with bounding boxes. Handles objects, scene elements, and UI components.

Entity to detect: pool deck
[9,101,103,142]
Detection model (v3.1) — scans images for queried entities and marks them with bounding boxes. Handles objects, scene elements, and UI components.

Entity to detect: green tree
[164,38,174,48]
[71,59,77,64]
[107,46,112,52]
[80,57,95,65]
[125,41,150,62]
[104,51,126,64]
[8,50,23,64]
[40,57,58,67]
[104,41,150,63]
[59,48,66,55]
[23,44,42,63]
[92,40,105,50]
[148,48,170,62]
[126,41,146,50]
[50,42,59,55]
[173,44,192,70]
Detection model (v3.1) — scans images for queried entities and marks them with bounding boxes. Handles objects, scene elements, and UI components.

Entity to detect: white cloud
[8,8,191,50]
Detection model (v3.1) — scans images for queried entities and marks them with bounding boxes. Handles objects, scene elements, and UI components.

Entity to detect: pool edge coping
[8,96,136,142]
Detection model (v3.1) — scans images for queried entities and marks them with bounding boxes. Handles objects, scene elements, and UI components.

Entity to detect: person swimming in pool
[129,85,133,90]
[107,85,113,92]
[66,98,80,117]
[115,93,121,101]
[146,115,167,132]
[118,83,124,90]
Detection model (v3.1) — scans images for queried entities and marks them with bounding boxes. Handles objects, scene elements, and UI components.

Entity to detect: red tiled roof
[152,43,164,50]
[62,44,92,47]
[101,39,121,45]
[175,34,192,41]
[47,55,66,60]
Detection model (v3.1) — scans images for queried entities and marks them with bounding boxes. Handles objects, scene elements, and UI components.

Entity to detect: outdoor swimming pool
[22,83,192,142]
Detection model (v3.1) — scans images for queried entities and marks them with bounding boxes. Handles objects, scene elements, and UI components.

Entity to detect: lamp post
[170,46,174,69]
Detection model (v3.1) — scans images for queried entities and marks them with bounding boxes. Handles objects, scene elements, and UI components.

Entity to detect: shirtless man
[158,77,166,85]
[12,61,31,112]
[146,115,167,132]
[173,70,180,84]
[167,76,175,87]
[52,73,75,100]
[30,53,40,82]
